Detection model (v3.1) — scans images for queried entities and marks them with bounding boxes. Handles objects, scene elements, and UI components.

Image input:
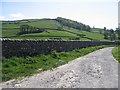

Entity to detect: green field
[2,23,20,29]
[27,19,61,28]
[2,29,20,37]
[1,18,109,41]
[1,27,106,40]
[80,31,105,40]
[21,30,78,37]
[63,26,106,40]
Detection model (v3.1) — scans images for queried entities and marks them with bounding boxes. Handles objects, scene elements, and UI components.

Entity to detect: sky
[0,0,119,30]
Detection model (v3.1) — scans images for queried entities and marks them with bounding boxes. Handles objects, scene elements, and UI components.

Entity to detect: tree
[112,33,117,41]
[57,25,63,30]
[104,30,109,39]
[116,28,120,40]
[19,25,44,35]
[104,27,106,31]
[93,26,95,29]
[20,25,29,33]
[107,29,117,41]
[56,17,91,32]
[85,25,91,32]
[20,25,24,32]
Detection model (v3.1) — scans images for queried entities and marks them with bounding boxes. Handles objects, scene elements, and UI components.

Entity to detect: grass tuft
[112,46,120,62]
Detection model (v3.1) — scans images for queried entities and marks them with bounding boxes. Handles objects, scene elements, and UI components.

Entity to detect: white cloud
[0,16,5,20]
[10,13,24,19]
[61,11,117,29]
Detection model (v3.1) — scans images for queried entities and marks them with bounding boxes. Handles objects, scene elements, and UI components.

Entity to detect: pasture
[2,18,108,41]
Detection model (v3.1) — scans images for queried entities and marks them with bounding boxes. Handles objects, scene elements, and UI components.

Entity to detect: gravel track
[0,47,118,88]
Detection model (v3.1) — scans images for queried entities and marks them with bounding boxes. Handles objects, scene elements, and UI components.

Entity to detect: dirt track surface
[0,47,118,88]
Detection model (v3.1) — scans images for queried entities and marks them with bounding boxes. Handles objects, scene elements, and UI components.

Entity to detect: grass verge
[112,46,120,62]
[2,45,108,81]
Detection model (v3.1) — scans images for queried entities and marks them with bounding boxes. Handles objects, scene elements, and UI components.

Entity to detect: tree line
[55,17,91,32]
[104,27,120,41]
[17,25,45,35]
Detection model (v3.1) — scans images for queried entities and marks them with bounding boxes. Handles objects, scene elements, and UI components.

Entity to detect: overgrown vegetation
[18,25,45,35]
[2,45,107,81]
[103,27,117,41]
[112,46,120,62]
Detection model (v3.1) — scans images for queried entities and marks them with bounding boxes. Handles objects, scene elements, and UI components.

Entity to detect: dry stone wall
[1,39,115,57]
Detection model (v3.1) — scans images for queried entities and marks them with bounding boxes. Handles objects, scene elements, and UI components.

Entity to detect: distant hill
[1,17,115,41]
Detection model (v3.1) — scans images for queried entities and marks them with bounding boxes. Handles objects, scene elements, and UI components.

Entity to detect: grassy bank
[2,45,108,81]
[112,46,120,62]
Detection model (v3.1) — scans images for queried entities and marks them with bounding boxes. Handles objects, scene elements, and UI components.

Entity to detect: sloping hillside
[1,17,108,41]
